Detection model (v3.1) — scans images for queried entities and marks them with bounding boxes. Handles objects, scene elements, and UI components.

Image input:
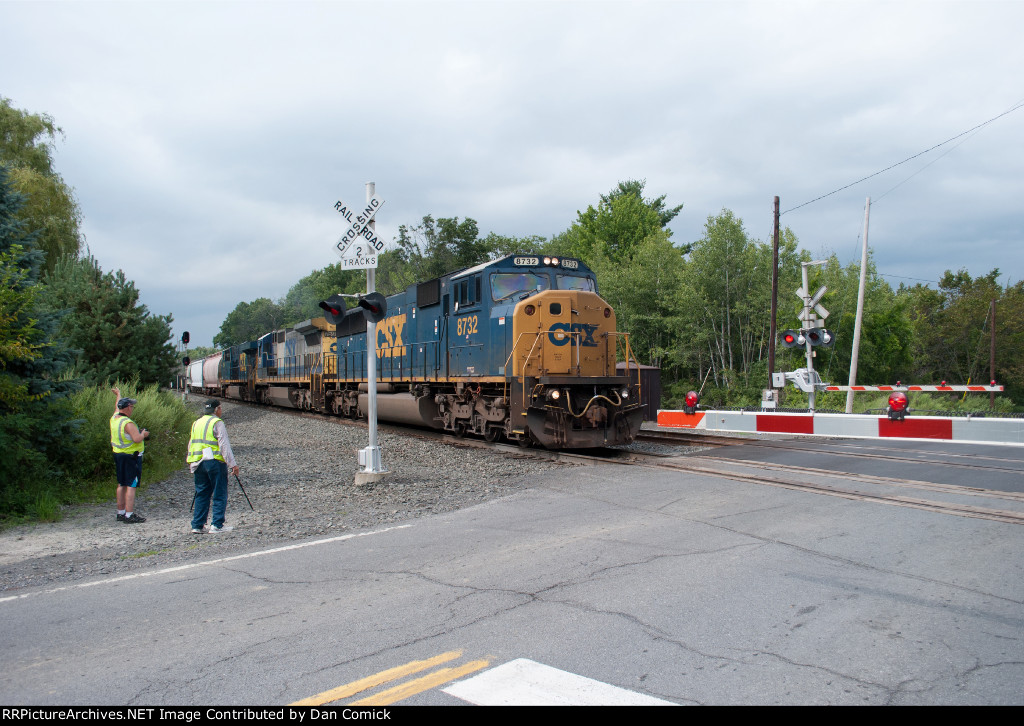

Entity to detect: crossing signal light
[887,391,909,421]
[683,390,700,415]
[805,328,836,347]
[356,292,387,323]
[781,329,802,348]
[318,294,347,325]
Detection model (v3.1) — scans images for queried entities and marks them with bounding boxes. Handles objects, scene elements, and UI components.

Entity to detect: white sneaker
[210,524,233,533]
[190,526,206,534]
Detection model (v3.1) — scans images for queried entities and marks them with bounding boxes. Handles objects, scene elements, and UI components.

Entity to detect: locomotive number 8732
[201,254,645,449]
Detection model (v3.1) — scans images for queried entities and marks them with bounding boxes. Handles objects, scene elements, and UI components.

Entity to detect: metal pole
[990,299,996,410]
[364,181,383,473]
[846,197,870,414]
[802,263,815,411]
[769,196,780,389]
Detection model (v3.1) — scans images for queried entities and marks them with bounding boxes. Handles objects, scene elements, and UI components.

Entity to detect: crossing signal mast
[776,261,837,411]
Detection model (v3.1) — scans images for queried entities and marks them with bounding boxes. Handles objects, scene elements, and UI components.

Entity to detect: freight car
[205,255,644,448]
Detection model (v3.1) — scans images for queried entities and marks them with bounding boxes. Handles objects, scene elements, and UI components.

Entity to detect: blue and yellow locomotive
[211,255,644,449]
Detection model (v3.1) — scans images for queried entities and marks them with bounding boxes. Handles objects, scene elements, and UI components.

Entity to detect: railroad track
[201,396,1024,526]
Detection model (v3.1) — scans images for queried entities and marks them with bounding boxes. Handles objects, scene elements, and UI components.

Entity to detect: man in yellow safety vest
[111,387,150,523]
[187,399,240,534]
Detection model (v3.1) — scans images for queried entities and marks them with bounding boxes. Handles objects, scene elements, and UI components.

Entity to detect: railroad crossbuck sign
[333,195,386,269]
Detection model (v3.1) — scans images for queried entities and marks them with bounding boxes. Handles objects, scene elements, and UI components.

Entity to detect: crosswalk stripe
[442,659,677,706]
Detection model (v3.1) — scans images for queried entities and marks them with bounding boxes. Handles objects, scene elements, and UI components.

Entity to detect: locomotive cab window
[490,272,550,302]
[454,275,481,308]
[557,274,596,292]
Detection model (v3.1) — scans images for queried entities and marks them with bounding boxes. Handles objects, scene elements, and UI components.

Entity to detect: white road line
[442,659,677,706]
[0,524,412,604]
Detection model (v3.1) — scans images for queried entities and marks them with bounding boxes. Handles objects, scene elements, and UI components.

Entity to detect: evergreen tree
[42,253,178,386]
[0,167,80,513]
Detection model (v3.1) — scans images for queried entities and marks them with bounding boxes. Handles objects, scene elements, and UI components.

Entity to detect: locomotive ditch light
[318,294,347,325]
[620,388,629,399]
[548,389,561,400]
[684,390,700,414]
[887,391,909,421]
[524,304,536,316]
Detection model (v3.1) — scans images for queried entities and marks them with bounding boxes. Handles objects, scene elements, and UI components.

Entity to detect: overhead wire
[780,100,1024,216]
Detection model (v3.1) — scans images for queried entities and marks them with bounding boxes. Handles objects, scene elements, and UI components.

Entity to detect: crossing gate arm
[824,385,1004,392]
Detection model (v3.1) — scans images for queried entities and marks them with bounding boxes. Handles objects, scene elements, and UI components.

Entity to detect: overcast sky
[3,0,1022,347]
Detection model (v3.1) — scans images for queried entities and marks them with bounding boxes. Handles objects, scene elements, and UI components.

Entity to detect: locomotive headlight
[550,257,559,266]
[543,256,552,265]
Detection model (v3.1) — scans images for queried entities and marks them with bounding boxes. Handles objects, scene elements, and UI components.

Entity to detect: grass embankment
[1,381,197,527]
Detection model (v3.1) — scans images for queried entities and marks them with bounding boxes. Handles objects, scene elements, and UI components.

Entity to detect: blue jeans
[192,459,228,529]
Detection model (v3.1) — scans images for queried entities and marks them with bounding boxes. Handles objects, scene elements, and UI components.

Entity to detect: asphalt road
[2,442,1023,705]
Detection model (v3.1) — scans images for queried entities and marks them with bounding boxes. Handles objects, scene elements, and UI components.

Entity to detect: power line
[781,100,1024,216]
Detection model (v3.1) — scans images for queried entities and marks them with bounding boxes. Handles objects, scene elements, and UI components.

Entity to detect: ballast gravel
[0,400,566,593]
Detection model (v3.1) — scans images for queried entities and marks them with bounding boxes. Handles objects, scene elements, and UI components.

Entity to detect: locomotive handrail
[604,331,642,403]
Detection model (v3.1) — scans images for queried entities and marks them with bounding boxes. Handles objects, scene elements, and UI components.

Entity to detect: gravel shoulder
[0,401,565,592]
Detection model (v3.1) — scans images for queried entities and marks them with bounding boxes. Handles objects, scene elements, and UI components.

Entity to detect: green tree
[214,297,290,348]
[900,268,1023,403]
[0,98,82,273]
[552,179,683,263]
[282,262,365,322]
[0,167,80,516]
[42,254,178,386]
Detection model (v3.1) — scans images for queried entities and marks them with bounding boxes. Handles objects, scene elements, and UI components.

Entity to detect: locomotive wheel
[517,433,532,449]
[454,421,467,438]
[484,427,500,443]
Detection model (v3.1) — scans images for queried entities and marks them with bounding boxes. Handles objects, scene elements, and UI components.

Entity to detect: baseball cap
[205,399,221,412]
[117,398,137,409]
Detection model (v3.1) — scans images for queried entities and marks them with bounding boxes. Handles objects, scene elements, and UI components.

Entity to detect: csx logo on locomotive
[548,322,599,347]
[377,314,407,357]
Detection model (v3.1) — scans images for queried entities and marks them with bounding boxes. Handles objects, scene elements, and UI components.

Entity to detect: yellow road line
[349,659,491,706]
[290,650,464,706]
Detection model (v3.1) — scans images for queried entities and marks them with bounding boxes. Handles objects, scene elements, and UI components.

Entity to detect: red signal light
[684,391,699,414]
[887,391,909,421]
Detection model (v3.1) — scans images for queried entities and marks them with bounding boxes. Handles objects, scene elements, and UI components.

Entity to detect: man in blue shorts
[111,387,150,523]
